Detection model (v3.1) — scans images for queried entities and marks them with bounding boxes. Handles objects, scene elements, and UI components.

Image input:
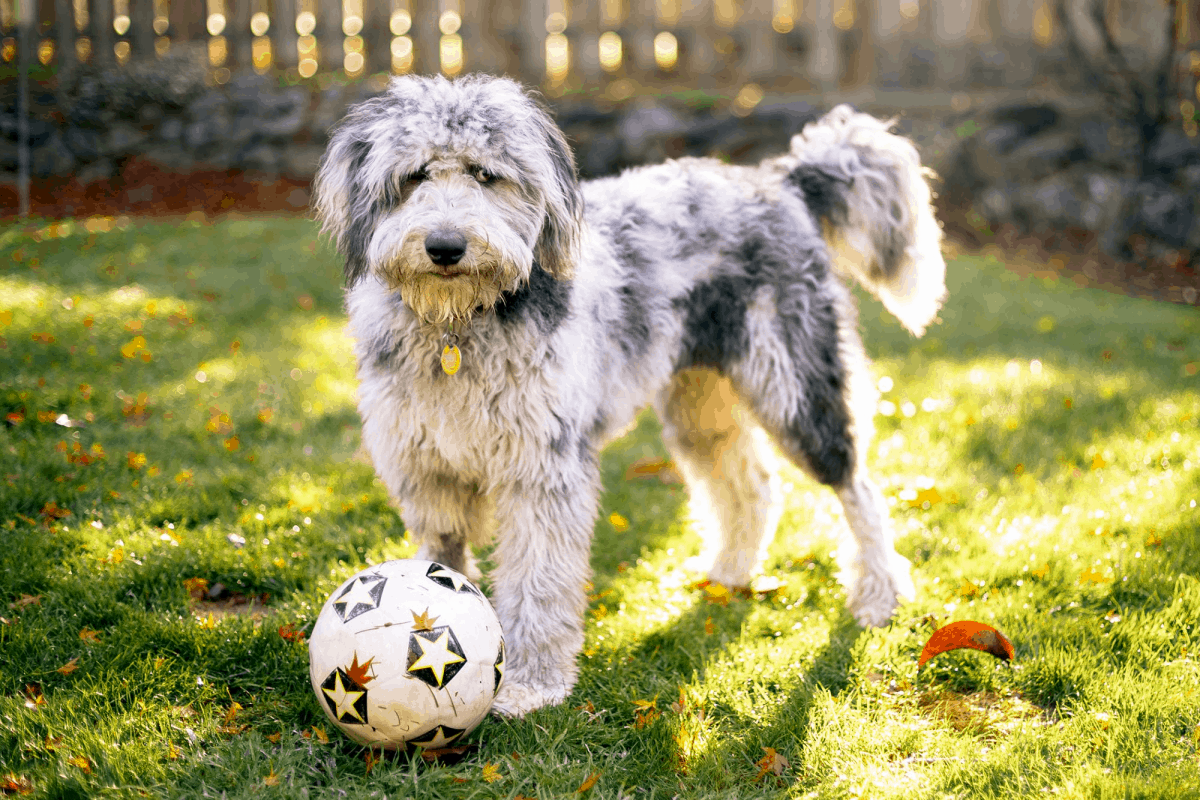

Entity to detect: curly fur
[314,75,947,717]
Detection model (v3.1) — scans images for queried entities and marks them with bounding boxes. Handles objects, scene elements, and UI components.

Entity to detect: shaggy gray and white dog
[314,74,946,717]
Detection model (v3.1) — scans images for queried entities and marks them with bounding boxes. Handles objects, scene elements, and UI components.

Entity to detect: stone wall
[4,55,1199,268]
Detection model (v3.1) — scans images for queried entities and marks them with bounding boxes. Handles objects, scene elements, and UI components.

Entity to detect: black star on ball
[493,638,506,692]
[407,724,466,749]
[332,574,387,622]
[425,562,481,595]
[406,625,466,689]
[320,668,369,725]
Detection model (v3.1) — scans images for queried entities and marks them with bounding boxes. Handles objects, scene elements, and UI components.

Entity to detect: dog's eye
[406,167,428,185]
[472,167,495,184]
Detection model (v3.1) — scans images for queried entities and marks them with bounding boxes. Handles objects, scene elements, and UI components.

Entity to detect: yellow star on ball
[322,670,365,722]
[408,630,465,687]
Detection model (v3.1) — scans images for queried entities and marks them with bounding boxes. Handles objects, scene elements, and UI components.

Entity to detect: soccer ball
[308,559,505,750]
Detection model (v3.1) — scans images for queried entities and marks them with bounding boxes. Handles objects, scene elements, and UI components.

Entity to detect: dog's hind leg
[728,281,913,627]
[657,368,783,588]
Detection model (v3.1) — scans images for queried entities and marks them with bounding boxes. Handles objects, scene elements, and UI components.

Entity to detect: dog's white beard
[396,274,504,324]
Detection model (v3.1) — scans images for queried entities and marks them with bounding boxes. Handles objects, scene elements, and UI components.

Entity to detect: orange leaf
[264,770,279,786]
[311,726,329,744]
[2,774,32,795]
[917,620,1015,669]
[704,616,714,635]
[182,577,208,600]
[576,771,600,793]
[481,763,503,783]
[278,622,306,643]
[223,702,243,726]
[78,628,100,644]
[623,457,682,484]
[266,733,282,744]
[56,657,80,676]
[754,747,790,781]
[67,756,91,773]
[344,653,375,687]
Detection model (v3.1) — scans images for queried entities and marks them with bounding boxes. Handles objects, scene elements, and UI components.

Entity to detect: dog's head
[313,74,582,324]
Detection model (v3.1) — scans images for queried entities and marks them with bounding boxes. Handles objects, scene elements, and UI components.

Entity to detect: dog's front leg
[488,466,599,717]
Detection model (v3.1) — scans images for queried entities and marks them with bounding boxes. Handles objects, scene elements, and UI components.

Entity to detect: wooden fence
[0,0,1097,94]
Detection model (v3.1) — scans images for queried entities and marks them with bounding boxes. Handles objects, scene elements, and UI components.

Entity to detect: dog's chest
[358,336,566,486]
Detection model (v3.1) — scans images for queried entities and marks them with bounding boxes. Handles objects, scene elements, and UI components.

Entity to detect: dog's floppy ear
[528,103,583,281]
[312,95,392,285]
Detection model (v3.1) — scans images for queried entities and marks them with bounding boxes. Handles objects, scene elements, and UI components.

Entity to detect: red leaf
[918,620,1015,668]
[344,653,375,687]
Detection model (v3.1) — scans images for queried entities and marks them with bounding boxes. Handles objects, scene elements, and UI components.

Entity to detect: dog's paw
[490,681,569,718]
[846,555,915,628]
[683,552,757,589]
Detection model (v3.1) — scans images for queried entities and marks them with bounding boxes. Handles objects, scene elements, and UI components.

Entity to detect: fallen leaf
[67,756,91,773]
[704,616,714,635]
[78,628,100,644]
[2,773,33,794]
[918,620,1015,669]
[344,653,375,686]
[411,608,438,631]
[481,763,503,783]
[608,512,629,532]
[266,733,282,744]
[167,742,180,761]
[623,457,682,484]
[364,748,380,774]
[310,726,329,744]
[1031,563,1050,579]
[264,769,279,786]
[702,583,731,606]
[1078,566,1113,585]
[56,658,80,676]
[754,747,790,781]
[223,702,243,726]
[419,744,474,763]
[183,577,209,602]
[576,771,600,793]
[278,622,306,643]
[9,594,40,610]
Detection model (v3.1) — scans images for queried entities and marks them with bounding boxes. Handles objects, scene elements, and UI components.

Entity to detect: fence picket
[271,0,297,67]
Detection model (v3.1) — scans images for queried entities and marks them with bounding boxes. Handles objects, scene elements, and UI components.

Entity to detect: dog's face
[313,75,582,325]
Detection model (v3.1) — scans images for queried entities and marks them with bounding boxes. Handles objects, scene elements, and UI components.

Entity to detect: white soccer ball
[308,559,505,750]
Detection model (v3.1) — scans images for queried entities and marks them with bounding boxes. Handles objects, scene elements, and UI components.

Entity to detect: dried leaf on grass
[753,747,789,781]
[2,773,33,795]
[918,620,1014,668]
[576,771,600,793]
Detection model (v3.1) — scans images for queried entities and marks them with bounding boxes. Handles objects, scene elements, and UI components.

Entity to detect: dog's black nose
[425,231,468,266]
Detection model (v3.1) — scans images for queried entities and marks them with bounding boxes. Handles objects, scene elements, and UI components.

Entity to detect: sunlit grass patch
[2,216,1199,798]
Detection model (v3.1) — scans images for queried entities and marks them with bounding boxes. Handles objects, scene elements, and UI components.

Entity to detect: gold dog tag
[441,343,461,375]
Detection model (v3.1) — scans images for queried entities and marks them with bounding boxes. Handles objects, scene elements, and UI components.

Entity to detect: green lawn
[1,215,1198,799]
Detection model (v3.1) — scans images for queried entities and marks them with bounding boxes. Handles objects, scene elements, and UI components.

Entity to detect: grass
[1,215,1198,799]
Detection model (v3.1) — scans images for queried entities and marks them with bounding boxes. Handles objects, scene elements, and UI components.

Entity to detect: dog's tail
[784,105,946,336]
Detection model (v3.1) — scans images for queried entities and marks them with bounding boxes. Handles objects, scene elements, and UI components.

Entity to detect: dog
[313,74,946,717]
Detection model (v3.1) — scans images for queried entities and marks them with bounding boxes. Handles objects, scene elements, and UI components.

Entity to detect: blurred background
[1,0,1198,296]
